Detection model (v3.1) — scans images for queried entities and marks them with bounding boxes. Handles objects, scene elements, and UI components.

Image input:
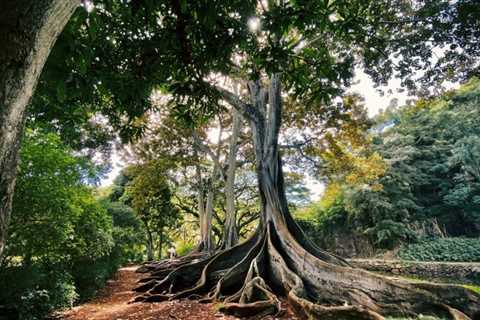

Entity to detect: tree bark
[158,227,163,260]
[194,123,223,253]
[0,0,79,259]
[222,108,242,249]
[143,220,154,261]
[202,183,215,252]
[134,75,480,319]
[194,147,212,253]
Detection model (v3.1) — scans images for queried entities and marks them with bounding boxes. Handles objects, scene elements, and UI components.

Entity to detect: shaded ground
[58,265,296,320]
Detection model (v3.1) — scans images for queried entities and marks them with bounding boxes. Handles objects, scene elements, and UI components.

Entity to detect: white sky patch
[305,178,325,201]
[350,70,408,117]
[247,17,261,33]
[100,147,124,186]
[82,0,95,13]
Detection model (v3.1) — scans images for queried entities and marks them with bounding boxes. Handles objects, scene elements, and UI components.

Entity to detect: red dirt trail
[58,266,297,320]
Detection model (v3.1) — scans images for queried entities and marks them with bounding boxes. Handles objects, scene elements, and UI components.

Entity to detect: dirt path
[58,266,296,320]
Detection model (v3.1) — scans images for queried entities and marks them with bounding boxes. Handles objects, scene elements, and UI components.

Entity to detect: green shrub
[398,237,480,262]
[0,130,145,319]
[70,255,120,301]
[364,220,416,249]
[176,241,195,256]
[0,267,79,320]
[18,289,51,320]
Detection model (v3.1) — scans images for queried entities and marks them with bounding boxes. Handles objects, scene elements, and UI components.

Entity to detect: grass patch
[213,302,226,311]
[386,316,444,320]
[463,284,480,294]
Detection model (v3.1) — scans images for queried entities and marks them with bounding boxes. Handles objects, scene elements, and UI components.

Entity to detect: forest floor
[57,265,297,320]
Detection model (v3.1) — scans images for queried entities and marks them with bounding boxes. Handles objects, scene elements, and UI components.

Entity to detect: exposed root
[136,252,207,274]
[134,221,480,319]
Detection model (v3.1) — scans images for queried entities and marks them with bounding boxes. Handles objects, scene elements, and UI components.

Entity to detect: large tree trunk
[0,0,78,259]
[134,74,480,319]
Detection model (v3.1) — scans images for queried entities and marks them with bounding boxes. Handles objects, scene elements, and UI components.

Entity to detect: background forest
[297,78,480,261]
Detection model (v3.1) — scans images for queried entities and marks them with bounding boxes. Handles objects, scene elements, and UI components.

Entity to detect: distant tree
[4,129,111,266]
[315,78,480,250]
[124,161,180,260]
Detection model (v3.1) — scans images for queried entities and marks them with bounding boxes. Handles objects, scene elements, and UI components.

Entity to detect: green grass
[386,317,443,320]
[463,284,480,294]
[398,275,480,294]
[384,278,479,320]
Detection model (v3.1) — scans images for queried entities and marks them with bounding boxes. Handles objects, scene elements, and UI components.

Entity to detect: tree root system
[133,221,480,319]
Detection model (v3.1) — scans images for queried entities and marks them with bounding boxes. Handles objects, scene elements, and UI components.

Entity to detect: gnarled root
[134,222,480,319]
[136,251,207,274]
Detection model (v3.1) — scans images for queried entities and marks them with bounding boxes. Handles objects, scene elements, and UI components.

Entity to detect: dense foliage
[123,161,180,260]
[398,238,480,262]
[299,78,480,255]
[0,130,143,320]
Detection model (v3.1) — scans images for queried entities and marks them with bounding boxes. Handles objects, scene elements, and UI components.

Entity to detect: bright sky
[101,147,123,186]
[352,69,409,116]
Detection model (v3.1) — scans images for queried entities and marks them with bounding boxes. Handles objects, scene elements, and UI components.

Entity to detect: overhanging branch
[215,85,259,123]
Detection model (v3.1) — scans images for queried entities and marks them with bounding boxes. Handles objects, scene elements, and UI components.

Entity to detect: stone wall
[349,259,480,285]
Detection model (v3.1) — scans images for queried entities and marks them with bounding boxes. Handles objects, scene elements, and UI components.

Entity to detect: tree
[4,129,109,266]
[124,161,180,261]
[222,108,244,248]
[367,79,480,238]
[0,0,79,259]
[128,100,250,251]
[128,1,479,317]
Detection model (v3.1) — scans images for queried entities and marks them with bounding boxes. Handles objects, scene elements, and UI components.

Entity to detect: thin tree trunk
[0,0,78,259]
[158,227,163,260]
[203,183,215,253]
[143,220,154,261]
[194,123,223,253]
[194,150,208,252]
[222,108,242,248]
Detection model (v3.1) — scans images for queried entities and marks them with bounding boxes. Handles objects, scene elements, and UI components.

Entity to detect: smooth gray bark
[203,124,224,253]
[0,0,79,258]
[194,155,207,251]
[194,124,224,253]
[222,108,242,248]
[194,144,215,253]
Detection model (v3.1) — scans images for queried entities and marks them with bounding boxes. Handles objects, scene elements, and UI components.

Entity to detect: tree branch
[279,137,315,149]
[215,85,259,123]
[192,131,227,181]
